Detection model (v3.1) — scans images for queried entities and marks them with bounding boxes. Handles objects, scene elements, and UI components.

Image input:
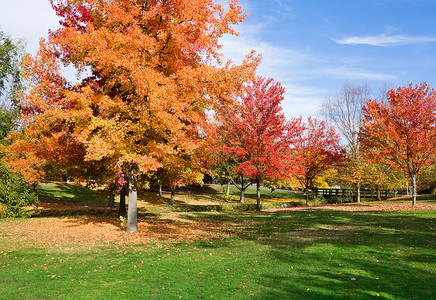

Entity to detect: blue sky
[2,0,436,119]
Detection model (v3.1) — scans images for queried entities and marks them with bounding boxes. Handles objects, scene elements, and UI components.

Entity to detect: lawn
[0,183,435,299]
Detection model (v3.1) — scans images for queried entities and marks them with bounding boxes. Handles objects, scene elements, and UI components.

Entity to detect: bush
[322,196,354,204]
[0,165,38,218]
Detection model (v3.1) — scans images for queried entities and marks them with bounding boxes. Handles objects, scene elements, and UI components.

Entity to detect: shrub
[0,164,38,218]
[322,196,354,204]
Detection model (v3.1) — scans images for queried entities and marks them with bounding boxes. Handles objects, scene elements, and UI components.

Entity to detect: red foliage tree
[292,117,345,206]
[360,82,436,206]
[218,76,303,211]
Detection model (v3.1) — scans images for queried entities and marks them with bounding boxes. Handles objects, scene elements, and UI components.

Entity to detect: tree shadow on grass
[184,209,435,299]
[36,182,106,203]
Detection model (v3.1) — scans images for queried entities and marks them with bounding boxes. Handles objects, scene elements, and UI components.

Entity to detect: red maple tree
[360,82,436,206]
[218,76,303,211]
[292,117,345,206]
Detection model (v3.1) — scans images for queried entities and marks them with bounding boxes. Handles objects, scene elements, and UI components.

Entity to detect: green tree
[0,164,38,218]
[0,30,24,145]
[0,30,24,104]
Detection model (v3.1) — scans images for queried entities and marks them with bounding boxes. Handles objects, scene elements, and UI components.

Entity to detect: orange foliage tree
[360,82,436,206]
[11,0,259,232]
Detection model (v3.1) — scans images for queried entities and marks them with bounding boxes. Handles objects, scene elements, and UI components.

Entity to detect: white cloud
[281,83,328,119]
[320,67,398,82]
[219,24,325,118]
[336,33,436,47]
[220,23,315,81]
[269,0,295,19]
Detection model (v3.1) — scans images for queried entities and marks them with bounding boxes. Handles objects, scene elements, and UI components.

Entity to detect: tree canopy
[9,0,259,231]
[216,76,302,210]
[360,82,436,205]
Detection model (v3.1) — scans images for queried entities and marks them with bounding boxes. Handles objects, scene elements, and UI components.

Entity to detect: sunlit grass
[0,183,434,299]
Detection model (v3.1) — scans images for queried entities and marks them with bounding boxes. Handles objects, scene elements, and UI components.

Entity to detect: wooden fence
[314,188,408,201]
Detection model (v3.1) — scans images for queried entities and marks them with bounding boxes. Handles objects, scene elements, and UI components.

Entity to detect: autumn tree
[292,117,345,206]
[12,0,259,232]
[211,121,245,197]
[218,76,302,211]
[364,162,406,200]
[418,163,436,194]
[360,82,436,206]
[321,83,371,202]
[156,154,205,205]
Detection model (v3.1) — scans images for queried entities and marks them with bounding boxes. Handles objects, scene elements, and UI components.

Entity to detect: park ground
[1,182,435,299]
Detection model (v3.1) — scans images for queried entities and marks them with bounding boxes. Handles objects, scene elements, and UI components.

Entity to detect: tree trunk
[31,181,38,192]
[119,183,126,217]
[376,186,381,201]
[159,184,163,197]
[305,179,310,206]
[107,189,115,209]
[256,179,261,211]
[239,178,246,203]
[356,181,361,203]
[412,174,417,206]
[169,187,175,205]
[270,187,275,199]
[225,182,230,196]
[306,189,310,206]
[126,173,138,233]
[240,188,245,203]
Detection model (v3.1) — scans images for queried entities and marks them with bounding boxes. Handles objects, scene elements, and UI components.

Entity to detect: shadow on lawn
[36,182,105,203]
[29,183,436,298]
[190,209,435,248]
[187,209,435,299]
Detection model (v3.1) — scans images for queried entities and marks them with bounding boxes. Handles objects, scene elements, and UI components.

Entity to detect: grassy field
[0,182,435,299]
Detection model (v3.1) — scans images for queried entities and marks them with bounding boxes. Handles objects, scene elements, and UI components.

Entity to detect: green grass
[36,182,106,204]
[0,183,435,299]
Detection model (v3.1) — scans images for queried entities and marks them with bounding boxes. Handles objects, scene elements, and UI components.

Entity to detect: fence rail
[314,188,408,200]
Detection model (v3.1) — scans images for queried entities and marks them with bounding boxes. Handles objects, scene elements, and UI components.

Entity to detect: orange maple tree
[360,82,436,206]
[11,0,259,232]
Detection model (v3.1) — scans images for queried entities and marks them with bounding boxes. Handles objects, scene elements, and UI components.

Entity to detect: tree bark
[240,189,245,203]
[169,187,175,205]
[376,186,381,201]
[412,174,417,206]
[356,181,361,203]
[107,189,115,209]
[159,184,163,197]
[270,187,275,199]
[231,176,248,203]
[126,173,138,233]
[239,176,247,203]
[305,179,310,206]
[119,183,126,217]
[225,182,230,196]
[31,181,38,192]
[256,179,261,211]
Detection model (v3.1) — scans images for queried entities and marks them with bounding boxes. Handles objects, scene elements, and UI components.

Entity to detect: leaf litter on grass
[0,214,234,251]
[1,194,435,252]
